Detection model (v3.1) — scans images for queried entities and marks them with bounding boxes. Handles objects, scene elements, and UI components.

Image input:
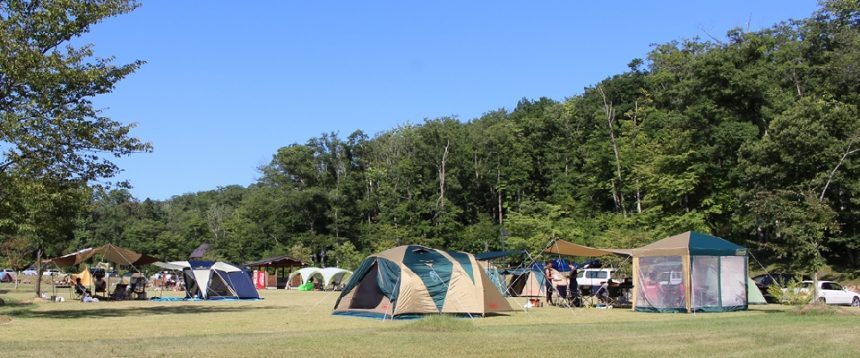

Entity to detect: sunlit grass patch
[791,304,860,317]
[399,314,476,332]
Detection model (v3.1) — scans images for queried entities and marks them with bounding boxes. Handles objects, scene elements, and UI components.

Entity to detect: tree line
[2,1,859,275]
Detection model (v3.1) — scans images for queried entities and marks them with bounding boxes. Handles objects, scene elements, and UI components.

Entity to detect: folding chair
[553,285,572,308]
[111,283,128,300]
[130,277,147,300]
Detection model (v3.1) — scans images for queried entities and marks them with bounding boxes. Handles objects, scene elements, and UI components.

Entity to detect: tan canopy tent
[46,244,159,267]
[544,239,631,257]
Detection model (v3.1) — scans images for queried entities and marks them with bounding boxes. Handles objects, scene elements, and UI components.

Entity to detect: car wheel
[852,297,859,307]
[818,297,826,304]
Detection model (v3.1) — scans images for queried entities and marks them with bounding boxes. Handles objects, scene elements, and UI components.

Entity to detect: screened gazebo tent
[630,231,749,313]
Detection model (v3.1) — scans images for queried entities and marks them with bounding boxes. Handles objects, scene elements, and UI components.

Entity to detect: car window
[596,271,608,279]
[576,271,584,278]
[822,283,842,290]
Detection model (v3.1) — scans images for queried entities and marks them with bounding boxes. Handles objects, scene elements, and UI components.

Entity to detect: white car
[798,281,860,306]
[42,269,65,276]
[575,268,620,288]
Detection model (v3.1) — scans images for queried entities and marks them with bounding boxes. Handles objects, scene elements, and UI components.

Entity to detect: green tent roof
[633,231,747,257]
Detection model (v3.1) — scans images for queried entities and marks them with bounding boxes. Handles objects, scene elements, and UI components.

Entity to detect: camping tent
[287,267,354,290]
[288,267,324,288]
[748,278,767,304]
[506,268,547,297]
[332,245,512,319]
[629,231,750,313]
[474,249,527,297]
[320,267,352,289]
[165,261,259,300]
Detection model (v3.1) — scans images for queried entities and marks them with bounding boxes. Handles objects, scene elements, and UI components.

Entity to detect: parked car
[575,268,621,288]
[752,273,808,303]
[796,281,860,306]
[21,267,38,275]
[42,268,65,276]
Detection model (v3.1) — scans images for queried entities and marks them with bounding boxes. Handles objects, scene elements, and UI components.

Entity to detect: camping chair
[94,278,107,298]
[111,283,128,300]
[553,285,572,308]
[602,285,623,306]
[70,285,84,300]
[130,276,147,300]
[579,286,598,308]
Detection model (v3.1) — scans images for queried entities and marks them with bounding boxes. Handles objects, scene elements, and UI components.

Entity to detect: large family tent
[333,245,513,319]
[287,267,352,289]
[630,231,750,313]
[159,261,259,300]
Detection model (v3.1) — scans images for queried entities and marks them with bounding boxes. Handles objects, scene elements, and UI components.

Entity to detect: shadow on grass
[5,304,282,320]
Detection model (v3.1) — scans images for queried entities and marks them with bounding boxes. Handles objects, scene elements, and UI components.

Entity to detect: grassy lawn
[1,283,858,357]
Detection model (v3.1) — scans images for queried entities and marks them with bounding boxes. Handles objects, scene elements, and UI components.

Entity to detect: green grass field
[1,283,858,357]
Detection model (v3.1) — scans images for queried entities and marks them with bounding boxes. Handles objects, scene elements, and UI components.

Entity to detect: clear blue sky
[87,1,819,200]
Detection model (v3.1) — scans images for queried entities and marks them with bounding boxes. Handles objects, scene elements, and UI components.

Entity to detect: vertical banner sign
[253,270,267,289]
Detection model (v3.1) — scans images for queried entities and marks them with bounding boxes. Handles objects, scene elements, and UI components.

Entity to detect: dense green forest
[2,1,860,275]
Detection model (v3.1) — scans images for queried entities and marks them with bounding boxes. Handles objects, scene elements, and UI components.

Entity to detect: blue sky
[86,1,819,200]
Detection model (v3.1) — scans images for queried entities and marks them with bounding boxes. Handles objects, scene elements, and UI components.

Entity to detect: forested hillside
[6,1,860,273]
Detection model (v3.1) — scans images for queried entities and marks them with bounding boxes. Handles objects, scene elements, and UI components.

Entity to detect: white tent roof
[153,261,190,270]
[320,267,352,286]
[288,267,323,285]
[211,262,242,272]
[288,267,352,287]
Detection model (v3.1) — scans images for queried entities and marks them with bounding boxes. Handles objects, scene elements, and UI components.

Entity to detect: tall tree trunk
[496,164,503,226]
[599,86,626,217]
[35,248,43,298]
[435,140,450,220]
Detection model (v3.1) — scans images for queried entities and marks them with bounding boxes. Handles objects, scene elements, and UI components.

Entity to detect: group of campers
[72,272,148,302]
[540,261,634,308]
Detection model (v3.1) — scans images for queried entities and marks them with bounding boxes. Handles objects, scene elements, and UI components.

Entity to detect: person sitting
[74,277,91,297]
[596,280,611,303]
[94,277,107,297]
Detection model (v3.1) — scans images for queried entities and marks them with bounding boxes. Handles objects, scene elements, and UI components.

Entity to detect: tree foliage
[5,1,860,276]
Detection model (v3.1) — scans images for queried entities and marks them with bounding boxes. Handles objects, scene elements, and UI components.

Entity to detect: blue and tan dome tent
[629,231,759,313]
[155,261,259,300]
[332,245,513,319]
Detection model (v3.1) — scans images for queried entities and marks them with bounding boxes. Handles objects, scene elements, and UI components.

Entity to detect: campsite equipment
[332,245,512,319]
[628,231,752,313]
[156,261,259,300]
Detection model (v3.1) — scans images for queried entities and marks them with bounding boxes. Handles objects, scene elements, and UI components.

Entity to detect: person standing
[544,261,554,305]
[569,266,579,306]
